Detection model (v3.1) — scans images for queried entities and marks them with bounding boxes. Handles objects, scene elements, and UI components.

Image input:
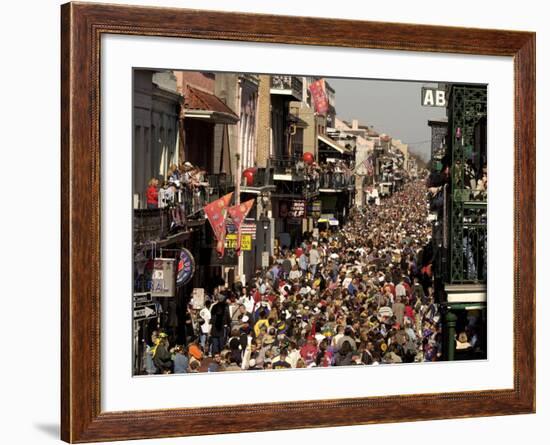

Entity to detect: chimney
[352,119,359,130]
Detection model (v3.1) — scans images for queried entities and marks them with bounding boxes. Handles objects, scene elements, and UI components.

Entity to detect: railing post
[445,310,458,361]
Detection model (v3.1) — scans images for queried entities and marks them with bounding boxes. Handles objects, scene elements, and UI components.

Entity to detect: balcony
[269,156,306,181]
[206,173,234,199]
[240,167,276,195]
[270,75,303,101]
[318,171,355,192]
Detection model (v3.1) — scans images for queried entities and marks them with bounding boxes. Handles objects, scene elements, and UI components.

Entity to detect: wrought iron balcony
[270,75,303,101]
[206,173,235,198]
[269,155,306,179]
[251,167,275,188]
[319,172,355,191]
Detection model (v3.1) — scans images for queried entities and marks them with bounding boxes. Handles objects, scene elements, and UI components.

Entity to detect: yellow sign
[225,234,252,251]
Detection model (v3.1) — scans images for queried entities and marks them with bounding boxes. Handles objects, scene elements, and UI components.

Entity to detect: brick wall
[256,75,271,167]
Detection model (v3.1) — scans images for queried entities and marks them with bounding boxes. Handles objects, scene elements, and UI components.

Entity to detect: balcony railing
[206,173,234,198]
[448,198,487,284]
[319,172,355,191]
[269,156,305,178]
[270,75,303,101]
[134,180,215,247]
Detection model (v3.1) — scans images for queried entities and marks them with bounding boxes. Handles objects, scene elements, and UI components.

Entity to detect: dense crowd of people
[142,179,445,374]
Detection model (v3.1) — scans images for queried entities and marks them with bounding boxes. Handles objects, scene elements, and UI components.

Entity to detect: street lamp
[260,215,270,270]
[258,191,271,270]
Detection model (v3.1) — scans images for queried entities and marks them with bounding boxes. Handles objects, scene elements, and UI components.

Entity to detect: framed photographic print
[61,2,535,442]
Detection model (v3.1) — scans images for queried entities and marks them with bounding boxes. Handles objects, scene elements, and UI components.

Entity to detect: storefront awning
[318,134,351,155]
[183,86,239,124]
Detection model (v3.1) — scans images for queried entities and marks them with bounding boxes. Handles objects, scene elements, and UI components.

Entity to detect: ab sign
[421,87,446,107]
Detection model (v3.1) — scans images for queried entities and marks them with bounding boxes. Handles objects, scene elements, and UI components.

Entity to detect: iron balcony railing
[134,175,231,246]
[270,75,303,101]
[319,171,355,190]
[269,155,305,177]
[206,173,234,198]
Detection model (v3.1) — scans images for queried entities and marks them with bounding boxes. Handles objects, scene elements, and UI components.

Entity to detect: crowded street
[143,179,443,373]
[132,71,487,375]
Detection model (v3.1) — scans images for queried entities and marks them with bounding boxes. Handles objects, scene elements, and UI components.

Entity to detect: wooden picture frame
[61,2,535,442]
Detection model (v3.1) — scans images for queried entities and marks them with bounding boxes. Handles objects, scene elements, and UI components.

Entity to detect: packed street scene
[132,71,488,375]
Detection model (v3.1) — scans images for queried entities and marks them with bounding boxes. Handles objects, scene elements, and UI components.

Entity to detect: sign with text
[225,234,252,251]
[421,87,446,107]
[151,259,175,297]
[311,200,322,218]
[133,303,158,321]
[284,200,305,218]
[133,292,152,306]
[176,248,195,287]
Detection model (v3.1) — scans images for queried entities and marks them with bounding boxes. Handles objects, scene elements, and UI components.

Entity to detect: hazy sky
[327,78,446,160]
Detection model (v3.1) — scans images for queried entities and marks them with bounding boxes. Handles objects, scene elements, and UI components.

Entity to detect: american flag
[363,155,374,176]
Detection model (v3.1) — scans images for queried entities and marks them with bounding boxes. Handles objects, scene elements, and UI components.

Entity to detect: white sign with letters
[421,87,446,107]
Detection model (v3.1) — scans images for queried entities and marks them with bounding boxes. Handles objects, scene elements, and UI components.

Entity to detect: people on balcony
[146,177,159,209]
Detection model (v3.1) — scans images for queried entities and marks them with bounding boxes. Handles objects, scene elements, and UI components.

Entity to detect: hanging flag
[308,79,329,115]
[363,154,374,176]
[227,199,255,255]
[204,192,233,257]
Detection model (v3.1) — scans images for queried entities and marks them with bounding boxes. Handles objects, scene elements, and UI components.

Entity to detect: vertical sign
[421,87,446,107]
[151,258,176,297]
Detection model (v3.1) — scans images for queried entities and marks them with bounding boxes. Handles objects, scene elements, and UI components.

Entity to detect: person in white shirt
[395,279,407,299]
[288,264,302,282]
[309,243,320,276]
[198,302,211,351]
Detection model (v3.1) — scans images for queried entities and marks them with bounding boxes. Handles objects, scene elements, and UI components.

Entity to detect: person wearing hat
[180,161,194,187]
[152,332,172,374]
[272,349,292,369]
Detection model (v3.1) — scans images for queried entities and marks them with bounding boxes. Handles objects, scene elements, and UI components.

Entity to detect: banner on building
[363,154,374,176]
[151,258,176,297]
[204,192,233,257]
[176,248,195,287]
[308,79,329,115]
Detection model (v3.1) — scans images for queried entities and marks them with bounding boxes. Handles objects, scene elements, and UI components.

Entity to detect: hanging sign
[289,200,306,218]
[308,78,329,115]
[133,303,158,321]
[176,248,195,287]
[133,292,152,306]
[151,258,176,297]
[225,234,252,251]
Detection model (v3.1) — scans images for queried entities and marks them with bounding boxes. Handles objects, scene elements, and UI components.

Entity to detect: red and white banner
[227,199,255,255]
[308,78,329,115]
[204,192,233,257]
